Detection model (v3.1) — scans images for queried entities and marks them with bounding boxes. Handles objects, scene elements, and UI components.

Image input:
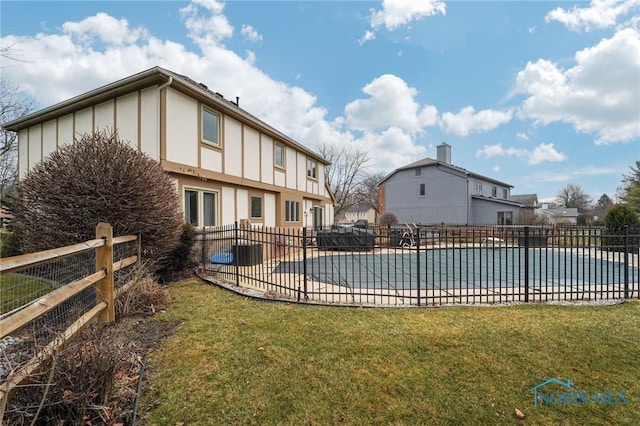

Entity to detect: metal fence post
[96,222,115,324]
[624,225,629,299]
[416,226,421,306]
[234,221,240,286]
[524,226,530,303]
[303,227,308,300]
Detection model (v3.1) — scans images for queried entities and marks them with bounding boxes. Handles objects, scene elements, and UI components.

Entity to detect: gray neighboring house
[378,143,523,225]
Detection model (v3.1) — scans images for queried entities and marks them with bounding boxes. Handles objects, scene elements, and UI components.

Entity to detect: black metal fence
[194,223,640,306]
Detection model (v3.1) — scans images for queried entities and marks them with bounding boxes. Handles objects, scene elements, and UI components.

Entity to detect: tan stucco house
[2,67,335,228]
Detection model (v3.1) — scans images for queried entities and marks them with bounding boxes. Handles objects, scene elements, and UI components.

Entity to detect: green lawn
[0,274,54,315]
[142,278,640,425]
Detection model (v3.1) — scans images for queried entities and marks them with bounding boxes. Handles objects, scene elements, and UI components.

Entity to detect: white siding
[58,114,74,146]
[222,187,235,225]
[42,120,57,159]
[28,125,41,170]
[274,170,285,187]
[115,93,138,148]
[236,189,248,220]
[201,148,222,172]
[297,154,306,191]
[318,165,325,196]
[261,136,273,184]
[140,87,159,160]
[75,107,93,135]
[243,127,260,181]
[18,129,29,179]
[166,88,198,167]
[224,116,242,177]
[94,100,115,131]
[264,193,276,227]
[286,147,296,189]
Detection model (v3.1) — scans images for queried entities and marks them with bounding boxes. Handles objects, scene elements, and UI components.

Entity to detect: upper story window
[492,186,497,197]
[202,107,220,146]
[503,188,508,199]
[419,183,426,196]
[475,180,483,195]
[275,142,285,169]
[307,158,317,179]
[415,167,421,177]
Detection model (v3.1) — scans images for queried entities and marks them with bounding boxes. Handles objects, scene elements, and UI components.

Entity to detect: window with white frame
[415,167,421,177]
[503,188,508,199]
[307,159,317,179]
[251,196,263,219]
[275,142,285,168]
[184,189,218,227]
[202,107,220,145]
[497,211,513,225]
[475,180,483,195]
[285,200,300,222]
[492,186,497,197]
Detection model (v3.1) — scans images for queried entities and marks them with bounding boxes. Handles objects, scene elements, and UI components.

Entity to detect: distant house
[0,205,13,228]
[510,194,539,210]
[537,204,579,224]
[378,143,523,225]
[2,67,335,228]
[336,204,377,225]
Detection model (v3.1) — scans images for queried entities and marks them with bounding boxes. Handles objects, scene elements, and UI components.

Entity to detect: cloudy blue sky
[1,0,639,203]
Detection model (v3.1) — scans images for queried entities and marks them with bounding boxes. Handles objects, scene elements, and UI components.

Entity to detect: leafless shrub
[10,129,183,270]
[4,327,142,425]
[116,264,168,318]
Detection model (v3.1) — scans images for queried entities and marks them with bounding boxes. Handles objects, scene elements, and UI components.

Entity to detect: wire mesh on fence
[195,223,640,307]
[0,233,139,384]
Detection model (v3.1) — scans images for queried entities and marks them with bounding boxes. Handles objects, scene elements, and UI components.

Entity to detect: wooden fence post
[96,222,115,324]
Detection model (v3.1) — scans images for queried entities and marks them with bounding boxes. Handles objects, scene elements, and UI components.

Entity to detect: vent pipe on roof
[437,142,451,164]
[236,96,240,107]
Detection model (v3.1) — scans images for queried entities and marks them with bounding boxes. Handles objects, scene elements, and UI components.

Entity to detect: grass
[0,274,55,315]
[142,278,640,425]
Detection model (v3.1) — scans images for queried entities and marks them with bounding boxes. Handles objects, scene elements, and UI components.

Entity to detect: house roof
[471,194,524,207]
[378,156,513,188]
[539,207,579,218]
[1,66,329,165]
[510,194,539,207]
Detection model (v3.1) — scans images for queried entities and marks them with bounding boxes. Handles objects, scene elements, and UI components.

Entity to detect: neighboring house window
[497,211,513,225]
[202,107,220,145]
[415,167,421,177]
[251,196,263,219]
[307,159,317,179]
[185,189,218,227]
[285,200,300,222]
[275,142,285,168]
[503,188,508,199]
[492,186,497,197]
[475,180,483,195]
[419,183,426,196]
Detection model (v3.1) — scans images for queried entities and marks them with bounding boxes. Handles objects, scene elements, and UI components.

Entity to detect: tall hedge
[11,130,183,269]
[602,204,639,253]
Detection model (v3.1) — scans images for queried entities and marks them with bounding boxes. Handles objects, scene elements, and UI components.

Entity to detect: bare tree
[355,172,385,215]
[556,183,593,211]
[0,80,35,204]
[316,143,369,218]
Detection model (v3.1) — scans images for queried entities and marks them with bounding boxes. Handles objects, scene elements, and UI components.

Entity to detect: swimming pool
[275,247,639,296]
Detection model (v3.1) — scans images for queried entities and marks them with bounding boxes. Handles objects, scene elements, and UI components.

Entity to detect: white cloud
[476,143,567,165]
[61,12,148,45]
[360,0,446,44]
[516,132,529,141]
[344,74,438,135]
[240,24,262,42]
[180,0,233,47]
[545,0,640,32]
[440,106,512,137]
[492,165,501,173]
[514,27,640,144]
